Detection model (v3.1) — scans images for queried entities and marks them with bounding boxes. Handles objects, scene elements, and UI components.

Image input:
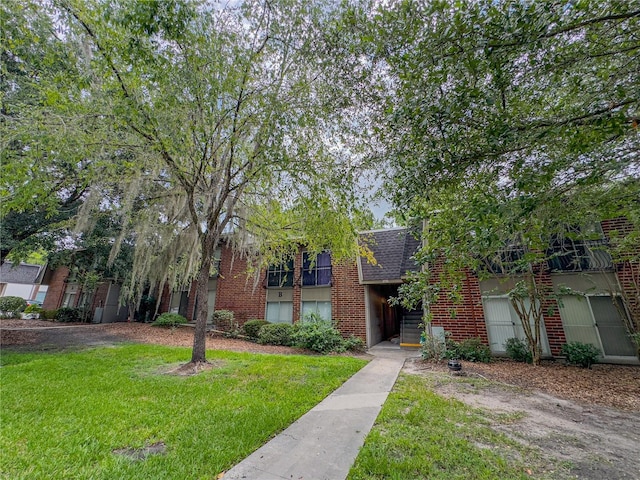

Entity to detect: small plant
[152,312,188,328]
[243,319,270,339]
[55,307,82,323]
[293,319,344,353]
[445,337,492,363]
[505,337,532,363]
[41,309,58,320]
[24,304,43,314]
[343,335,365,352]
[420,329,447,360]
[212,309,234,327]
[257,323,295,346]
[561,341,600,369]
[0,296,27,317]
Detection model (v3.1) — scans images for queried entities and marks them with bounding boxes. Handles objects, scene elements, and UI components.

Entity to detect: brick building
[42,223,638,363]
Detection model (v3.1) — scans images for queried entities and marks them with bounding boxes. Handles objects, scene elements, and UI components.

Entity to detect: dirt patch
[404,358,640,480]
[113,441,166,461]
[164,361,220,376]
[0,319,306,355]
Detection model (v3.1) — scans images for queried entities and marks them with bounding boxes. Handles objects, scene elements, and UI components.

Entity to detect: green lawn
[348,374,545,480]
[0,345,366,479]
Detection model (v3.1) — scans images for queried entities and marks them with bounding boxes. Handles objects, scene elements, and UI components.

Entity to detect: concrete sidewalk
[223,344,418,480]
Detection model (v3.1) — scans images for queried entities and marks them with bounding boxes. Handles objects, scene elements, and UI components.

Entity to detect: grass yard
[348,374,541,480]
[0,344,366,479]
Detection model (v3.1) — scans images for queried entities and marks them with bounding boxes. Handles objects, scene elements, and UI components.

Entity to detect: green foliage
[212,310,234,327]
[12,0,368,365]
[152,312,188,328]
[505,338,532,364]
[257,323,296,346]
[367,0,640,367]
[23,304,43,314]
[0,296,27,315]
[292,315,346,354]
[420,330,447,361]
[0,344,366,479]
[343,335,365,352]
[55,307,82,323]
[561,342,601,369]
[243,319,270,340]
[445,338,492,363]
[40,309,58,320]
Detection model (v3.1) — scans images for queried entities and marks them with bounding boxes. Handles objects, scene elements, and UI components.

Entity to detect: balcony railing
[547,239,613,272]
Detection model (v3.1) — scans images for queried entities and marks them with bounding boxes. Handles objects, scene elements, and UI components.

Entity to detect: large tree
[363,0,640,362]
[7,0,371,364]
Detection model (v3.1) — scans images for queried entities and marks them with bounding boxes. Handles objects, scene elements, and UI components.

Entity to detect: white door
[483,297,551,355]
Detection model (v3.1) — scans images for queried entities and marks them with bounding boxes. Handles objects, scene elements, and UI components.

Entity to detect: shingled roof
[358,228,421,283]
[0,262,45,285]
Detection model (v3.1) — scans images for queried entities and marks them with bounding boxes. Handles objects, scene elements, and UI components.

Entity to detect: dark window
[267,259,294,288]
[302,251,332,286]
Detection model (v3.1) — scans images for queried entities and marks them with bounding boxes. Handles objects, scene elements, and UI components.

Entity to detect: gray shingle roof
[358,228,421,283]
[0,262,44,285]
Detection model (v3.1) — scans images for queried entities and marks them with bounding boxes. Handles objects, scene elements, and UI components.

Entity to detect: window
[301,301,331,321]
[302,251,332,286]
[266,301,294,324]
[267,259,294,288]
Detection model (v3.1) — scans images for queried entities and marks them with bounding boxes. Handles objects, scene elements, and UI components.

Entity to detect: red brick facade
[429,262,488,344]
[331,259,366,339]
[42,221,637,359]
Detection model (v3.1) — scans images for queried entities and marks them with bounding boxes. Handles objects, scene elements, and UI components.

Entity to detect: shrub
[243,319,270,339]
[445,337,492,363]
[55,307,82,323]
[343,335,365,352]
[420,330,447,360]
[0,296,27,316]
[41,309,58,320]
[293,316,345,354]
[257,323,295,346]
[505,337,532,363]
[561,341,600,369]
[152,312,188,328]
[212,309,234,327]
[24,304,43,314]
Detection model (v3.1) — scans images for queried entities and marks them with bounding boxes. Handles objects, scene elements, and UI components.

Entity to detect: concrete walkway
[223,344,419,480]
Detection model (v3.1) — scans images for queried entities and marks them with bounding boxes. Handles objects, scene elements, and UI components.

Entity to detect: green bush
[292,315,345,353]
[152,312,188,328]
[212,309,234,326]
[55,307,82,323]
[41,309,58,320]
[343,335,365,352]
[0,296,27,316]
[243,319,270,339]
[24,304,43,314]
[445,337,492,363]
[257,323,295,346]
[561,341,600,369]
[505,337,532,363]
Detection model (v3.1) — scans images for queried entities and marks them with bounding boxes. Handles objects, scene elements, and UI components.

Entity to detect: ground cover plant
[348,374,544,480]
[0,344,366,479]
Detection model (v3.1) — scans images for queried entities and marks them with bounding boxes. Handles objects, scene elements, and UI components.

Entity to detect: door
[483,297,551,355]
[559,295,636,358]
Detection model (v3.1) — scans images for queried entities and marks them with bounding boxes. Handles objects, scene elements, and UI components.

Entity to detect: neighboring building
[41,266,128,323]
[0,262,48,302]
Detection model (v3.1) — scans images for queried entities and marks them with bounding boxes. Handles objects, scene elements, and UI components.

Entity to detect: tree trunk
[190,232,217,363]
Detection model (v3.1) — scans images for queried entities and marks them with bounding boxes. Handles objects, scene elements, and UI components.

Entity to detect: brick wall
[331,259,366,341]
[214,246,267,325]
[428,260,488,344]
[42,266,69,310]
[534,271,566,356]
[602,217,640,331]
